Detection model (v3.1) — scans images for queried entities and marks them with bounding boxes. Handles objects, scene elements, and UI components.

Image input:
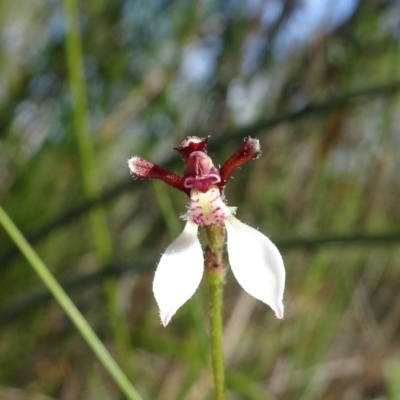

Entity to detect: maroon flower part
[182,151,221,191]
[128,156,188,195]
[219,137,261,186]
[128,136,260,195]
[173,136,210,160]
[128,136,285,326]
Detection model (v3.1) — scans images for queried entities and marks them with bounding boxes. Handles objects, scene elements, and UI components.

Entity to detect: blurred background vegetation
[1,0,400,399]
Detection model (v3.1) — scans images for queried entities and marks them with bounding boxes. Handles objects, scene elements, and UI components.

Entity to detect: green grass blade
[0,206,143,400]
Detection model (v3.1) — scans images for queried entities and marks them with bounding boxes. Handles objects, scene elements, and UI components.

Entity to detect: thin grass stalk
[0,206,142,400]
[62,0,133,376]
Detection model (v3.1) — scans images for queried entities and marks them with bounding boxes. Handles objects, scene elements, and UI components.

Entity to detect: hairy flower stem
[205,223,226,400]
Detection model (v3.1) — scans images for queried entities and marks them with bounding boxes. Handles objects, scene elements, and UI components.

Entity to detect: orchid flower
[128,136,285,326]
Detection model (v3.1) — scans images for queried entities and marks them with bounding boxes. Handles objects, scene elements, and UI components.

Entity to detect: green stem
[62,0,112,261]
[63,0,133,378]
[0,207,142,400]
[205,224,226,400]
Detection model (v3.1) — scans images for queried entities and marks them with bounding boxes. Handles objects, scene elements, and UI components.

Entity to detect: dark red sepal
[173,136,210,160]
[128,156,189,195]
[219,137,261,187]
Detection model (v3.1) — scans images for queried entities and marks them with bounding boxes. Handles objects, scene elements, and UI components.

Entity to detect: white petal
[153,221,204,326]
[225,216,285,319]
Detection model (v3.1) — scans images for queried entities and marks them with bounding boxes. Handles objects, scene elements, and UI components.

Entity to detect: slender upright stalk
[62,0,133,375]
[205,223,226,400]
[0,206,142,400]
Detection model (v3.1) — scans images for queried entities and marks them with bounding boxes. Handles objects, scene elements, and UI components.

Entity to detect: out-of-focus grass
[0,206,142,400]
[384,358,400,400]
[63,0,136,386]
[2,0,400,399]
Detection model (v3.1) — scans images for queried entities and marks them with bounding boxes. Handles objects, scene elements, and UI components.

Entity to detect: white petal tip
[274,303,284,320]
[159,308,176,326]
[161,313,172,327]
